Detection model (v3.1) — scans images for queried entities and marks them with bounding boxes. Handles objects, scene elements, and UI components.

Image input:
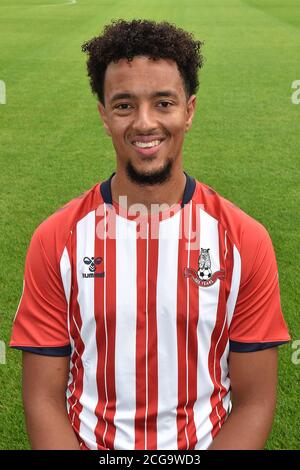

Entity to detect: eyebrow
[109,90,179,104]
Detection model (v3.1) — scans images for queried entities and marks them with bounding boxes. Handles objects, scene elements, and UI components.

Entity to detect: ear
[97,101,112,137]
[185,95,197,133]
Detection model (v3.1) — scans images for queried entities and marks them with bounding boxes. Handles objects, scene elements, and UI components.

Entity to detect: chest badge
[184,248,225,287]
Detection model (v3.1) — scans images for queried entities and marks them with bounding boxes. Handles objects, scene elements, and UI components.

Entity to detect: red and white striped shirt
[10,172,290,450]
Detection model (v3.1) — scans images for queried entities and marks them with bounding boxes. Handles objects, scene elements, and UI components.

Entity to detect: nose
[132,103,157,132]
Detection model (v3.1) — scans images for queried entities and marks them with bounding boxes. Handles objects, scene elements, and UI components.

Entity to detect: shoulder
[192,179,278,287]
[193,179,271,252]
[28,182,102,264]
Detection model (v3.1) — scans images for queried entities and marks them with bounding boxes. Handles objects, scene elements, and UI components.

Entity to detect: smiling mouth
[131,139,165,156]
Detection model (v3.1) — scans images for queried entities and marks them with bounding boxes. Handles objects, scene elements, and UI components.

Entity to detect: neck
[111,165,187,214]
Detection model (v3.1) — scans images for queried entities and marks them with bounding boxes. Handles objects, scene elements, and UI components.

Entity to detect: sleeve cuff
[229,340,290,352]
[10,345,71,356]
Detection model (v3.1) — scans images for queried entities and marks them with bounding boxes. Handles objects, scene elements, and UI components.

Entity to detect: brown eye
[158,101,172,108]
[115,103,131,110]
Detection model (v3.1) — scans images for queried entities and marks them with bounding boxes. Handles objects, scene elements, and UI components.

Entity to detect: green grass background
[0,0,299,450]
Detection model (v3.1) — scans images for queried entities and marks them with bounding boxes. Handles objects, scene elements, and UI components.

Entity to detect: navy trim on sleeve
[229,340,290,353]
[11,345,71,357]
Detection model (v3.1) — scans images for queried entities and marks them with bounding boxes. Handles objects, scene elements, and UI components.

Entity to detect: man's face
[98,55,196,185]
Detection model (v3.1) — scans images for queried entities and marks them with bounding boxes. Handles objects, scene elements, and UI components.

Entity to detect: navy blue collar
[100,171,196,209]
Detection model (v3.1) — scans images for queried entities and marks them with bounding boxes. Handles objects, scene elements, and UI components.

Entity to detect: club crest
[184,248,225,287]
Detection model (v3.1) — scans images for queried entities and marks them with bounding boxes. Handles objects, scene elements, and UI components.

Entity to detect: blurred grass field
[0,0,299,450]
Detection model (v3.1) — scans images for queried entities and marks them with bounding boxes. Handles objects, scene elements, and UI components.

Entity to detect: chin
[126,158,173,186]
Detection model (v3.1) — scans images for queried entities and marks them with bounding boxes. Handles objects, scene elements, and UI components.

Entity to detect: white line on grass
[42,0,77,7]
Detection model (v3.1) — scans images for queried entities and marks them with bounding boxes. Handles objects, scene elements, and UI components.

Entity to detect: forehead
[104,56,185,98]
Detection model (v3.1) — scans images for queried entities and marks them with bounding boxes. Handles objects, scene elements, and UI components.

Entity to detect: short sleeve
[229,222,291,352]
[10,224,71,354]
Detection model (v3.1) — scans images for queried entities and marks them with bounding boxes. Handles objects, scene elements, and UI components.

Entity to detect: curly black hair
[81,19,204,105]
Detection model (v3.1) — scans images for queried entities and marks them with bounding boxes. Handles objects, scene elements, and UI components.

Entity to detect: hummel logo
[82,257,105,278]
[84,256,102,272]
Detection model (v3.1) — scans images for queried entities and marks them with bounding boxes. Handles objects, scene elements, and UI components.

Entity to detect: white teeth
[133,140,161,148]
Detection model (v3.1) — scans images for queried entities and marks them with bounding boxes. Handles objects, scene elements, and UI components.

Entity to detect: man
[10,19,290,450]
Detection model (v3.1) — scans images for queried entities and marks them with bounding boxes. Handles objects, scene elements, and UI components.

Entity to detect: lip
[131,139,165,156]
